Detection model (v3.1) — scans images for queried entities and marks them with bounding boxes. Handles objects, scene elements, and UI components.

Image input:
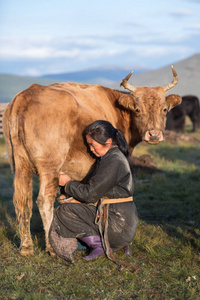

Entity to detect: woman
[49,120,138,264]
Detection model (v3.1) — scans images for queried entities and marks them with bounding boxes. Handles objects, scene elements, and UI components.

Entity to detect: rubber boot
[79,236,105,260]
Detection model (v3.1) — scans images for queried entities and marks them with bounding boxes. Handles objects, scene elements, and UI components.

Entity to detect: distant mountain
[113,54,200,99]
[0,55,199,103]
[0,74,56,103]
[0,66,149,103]
[41,66,150,85]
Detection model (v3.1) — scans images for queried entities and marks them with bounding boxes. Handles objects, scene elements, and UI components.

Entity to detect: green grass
[0,132,200,300]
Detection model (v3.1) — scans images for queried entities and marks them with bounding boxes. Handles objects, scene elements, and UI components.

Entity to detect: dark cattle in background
[166,104,185,131]
[3,66,181,256]
[182,95,200,131]
[166,95,200,132]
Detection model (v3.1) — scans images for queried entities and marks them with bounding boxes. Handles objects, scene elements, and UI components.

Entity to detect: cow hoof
[20,248,34,256]
[47,248,57,258]
[46,245,56,257]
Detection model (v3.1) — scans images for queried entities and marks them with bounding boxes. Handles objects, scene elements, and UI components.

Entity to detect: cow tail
[2,95,19,173]
[3,91,29,174]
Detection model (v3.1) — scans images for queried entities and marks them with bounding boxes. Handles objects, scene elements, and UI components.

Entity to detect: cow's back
[20,82,119,152]
[47,82,119,121]
[4,82,121,178]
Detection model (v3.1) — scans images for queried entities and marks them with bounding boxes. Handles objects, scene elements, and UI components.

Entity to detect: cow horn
[120,71,136,93]
[163,65,178,92]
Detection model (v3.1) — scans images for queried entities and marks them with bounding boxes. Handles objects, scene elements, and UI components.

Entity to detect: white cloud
[26,68,41,76]
[0,27,198,76]
[0,30,189,61]
[170,9,194,17]
[0,0,200,76]
[187,23,200,30]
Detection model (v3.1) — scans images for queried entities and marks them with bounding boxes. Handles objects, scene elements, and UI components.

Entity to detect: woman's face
[86,134,112,157]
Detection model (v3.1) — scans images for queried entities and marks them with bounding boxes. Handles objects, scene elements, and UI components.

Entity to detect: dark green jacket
[64,147,134,203]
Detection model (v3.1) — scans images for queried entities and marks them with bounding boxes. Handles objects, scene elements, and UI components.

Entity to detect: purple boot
[79,236,105,260]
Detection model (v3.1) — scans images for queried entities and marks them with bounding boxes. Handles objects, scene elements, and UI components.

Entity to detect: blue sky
[0,0,200,76]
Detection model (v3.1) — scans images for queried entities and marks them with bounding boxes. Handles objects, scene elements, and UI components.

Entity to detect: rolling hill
[113,54,200,99]
[0,75,56,103]
[0,66,148,103]
[41,66,149,85]
[0,54,199,103]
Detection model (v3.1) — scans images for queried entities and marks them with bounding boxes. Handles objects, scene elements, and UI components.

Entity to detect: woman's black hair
[84,120,130,158]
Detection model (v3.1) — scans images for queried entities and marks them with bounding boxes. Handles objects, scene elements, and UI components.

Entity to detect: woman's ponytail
[114,129,130,158]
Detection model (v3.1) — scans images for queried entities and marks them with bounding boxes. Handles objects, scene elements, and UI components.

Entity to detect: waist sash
[95,196,136,271]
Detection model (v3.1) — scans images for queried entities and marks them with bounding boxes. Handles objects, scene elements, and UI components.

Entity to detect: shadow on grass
[134,165,200,253]
[148,143,200,167]
[0,162,46,251]
[0,204,21,247]
[163,224,200,251]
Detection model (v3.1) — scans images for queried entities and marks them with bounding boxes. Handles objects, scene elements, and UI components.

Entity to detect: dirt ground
[164,130,200,145]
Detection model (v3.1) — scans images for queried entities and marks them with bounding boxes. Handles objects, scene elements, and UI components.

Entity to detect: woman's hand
[59,172,72,186]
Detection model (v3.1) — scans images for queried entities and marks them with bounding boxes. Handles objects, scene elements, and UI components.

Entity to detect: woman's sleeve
[64,155,126,203]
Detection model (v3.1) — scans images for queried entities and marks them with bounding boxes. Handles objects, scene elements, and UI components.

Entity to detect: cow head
[118,66,182,145]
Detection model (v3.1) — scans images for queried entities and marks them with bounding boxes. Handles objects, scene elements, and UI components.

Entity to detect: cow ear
[166,94,182,111]
[118,94,135,110]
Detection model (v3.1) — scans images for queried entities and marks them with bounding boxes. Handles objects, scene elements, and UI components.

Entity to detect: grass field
[0,126,200,300]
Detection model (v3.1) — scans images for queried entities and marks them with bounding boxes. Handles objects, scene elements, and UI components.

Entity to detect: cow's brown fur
[3,75,181,256]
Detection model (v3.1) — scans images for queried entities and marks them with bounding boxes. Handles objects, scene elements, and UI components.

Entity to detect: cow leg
[13,157,33,256]
[189,115,196,132]
[36,173,58,256]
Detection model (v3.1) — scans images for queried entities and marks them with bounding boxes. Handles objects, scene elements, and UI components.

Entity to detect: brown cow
[3,66,181,256]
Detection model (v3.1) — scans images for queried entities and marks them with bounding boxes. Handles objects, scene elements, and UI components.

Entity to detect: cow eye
[135,108,140,113]
[163,108,168,114]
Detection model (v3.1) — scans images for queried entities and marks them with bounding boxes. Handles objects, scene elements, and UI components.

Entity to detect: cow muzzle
[144,130,164,145]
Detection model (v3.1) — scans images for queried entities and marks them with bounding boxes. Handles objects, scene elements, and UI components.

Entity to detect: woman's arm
[64,152,132,203]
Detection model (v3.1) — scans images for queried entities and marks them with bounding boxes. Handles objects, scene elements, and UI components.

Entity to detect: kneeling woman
[49,120,138,264]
